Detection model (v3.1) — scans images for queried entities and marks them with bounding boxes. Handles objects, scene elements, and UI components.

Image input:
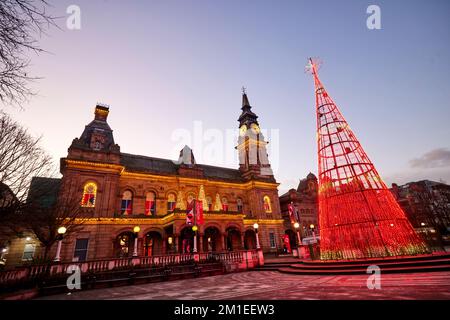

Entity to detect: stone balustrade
[0,249,263,286]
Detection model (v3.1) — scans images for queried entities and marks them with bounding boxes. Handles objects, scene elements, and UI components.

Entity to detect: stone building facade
[18,93,285,264]
[279,173,319,248]
[391,180,450,248]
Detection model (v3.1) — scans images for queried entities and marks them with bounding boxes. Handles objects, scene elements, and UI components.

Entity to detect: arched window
[222,197,229,212]
[263,196,272,213]
[237,198,243,213]
[167,193,176,212]
[206,196,213,211]
[186,193,196,211]
[186,193,195,204]
[81,182,97,207]
[145,192,156,216]
[121,190,133,215]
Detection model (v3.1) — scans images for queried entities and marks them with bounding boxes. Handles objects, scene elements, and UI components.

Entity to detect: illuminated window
[237,198,243,213]
[145,192,156,216]
[81,182,97,207]
[222,197,228,212]
[263,196,272,213]
[167,193,176,212]
[121,190,133,215]
[186,193,196,210]
[206,196,213,211]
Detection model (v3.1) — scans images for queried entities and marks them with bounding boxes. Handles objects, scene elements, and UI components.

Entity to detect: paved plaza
[38,271,450,300]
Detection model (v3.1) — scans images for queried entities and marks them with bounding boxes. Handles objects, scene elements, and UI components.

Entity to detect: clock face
[239,125,247,136]
[251,123,260,133]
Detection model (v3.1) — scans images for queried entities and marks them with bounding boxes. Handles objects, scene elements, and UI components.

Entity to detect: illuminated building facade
[279,173,319,248]
[46,94,284,262]
[391,180,450,248]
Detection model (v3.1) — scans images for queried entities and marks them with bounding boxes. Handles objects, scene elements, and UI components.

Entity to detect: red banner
[282,234,291,253]
[186,200,194,225]
[288,203,296,224]
[195,200,204,225]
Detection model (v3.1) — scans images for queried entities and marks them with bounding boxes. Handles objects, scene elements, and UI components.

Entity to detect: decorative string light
[307,58,429,260]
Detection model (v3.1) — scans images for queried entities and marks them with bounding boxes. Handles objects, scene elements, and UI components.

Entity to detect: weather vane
[241,86,247,94]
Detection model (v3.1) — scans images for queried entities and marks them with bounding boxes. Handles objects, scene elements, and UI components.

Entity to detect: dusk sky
[5,0,450,194]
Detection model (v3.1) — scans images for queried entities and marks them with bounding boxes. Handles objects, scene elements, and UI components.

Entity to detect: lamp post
[192,225,198,253]
[54,226,67,262]
[310,224,316,242]
[253,223,260,249]
[133,226,140,257]
[294,222,301,246]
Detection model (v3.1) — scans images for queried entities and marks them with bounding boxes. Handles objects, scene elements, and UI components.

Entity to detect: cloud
[409,148,450,169]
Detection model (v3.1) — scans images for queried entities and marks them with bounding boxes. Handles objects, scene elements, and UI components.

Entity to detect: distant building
[279,173,319,248]
[0,182,17,268]
[391,180,450,248]
[0,178,61,269]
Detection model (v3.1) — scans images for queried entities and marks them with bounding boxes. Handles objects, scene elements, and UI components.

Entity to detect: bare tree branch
[0,111,54,203]
[0,111,85,261]
[0,0,57,108]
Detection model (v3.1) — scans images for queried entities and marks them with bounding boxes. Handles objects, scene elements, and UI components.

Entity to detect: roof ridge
[121,152,240,172]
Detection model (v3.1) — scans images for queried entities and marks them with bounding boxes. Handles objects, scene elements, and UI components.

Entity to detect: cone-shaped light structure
[307,58,428,260]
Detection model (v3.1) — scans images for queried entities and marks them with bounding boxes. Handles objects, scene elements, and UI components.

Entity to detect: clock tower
[237,90,275,182]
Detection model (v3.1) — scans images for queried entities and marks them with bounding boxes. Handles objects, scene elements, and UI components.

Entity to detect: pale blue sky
[5,0,450,193]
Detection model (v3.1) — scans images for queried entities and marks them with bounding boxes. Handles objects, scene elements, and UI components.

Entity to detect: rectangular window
[167,201,176,212]
[74,239,89,262]
[269,233,276,248]
[121,199,132,215]
[145,200,156,216]
[22,243,36,261]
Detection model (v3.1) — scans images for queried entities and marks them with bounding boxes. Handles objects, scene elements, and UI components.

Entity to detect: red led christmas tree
[307,58,429,260]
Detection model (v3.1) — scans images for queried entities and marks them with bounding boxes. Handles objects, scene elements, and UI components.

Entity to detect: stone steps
[277,253,450,275]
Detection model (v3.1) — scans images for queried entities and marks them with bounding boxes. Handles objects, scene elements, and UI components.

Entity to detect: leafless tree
[0,111,85,260]
[23,179,85,260]
[0,111,53,206]
[0,0,57,107]
[0,110,53,244]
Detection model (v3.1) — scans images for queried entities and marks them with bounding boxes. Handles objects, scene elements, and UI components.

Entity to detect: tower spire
[309,59,428,260]
[236,88,274,181]
[238,88,258,127]
[242,86,250,107]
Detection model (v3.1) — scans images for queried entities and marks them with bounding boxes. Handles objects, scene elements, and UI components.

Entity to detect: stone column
[223,233,227,251]
[174,235,179,253]
[241,233,245,250]
[162,237,167,255]
[199,234,204,253]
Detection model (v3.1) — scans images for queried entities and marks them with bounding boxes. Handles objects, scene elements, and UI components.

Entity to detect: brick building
[279,173,319,248]
[1,93,285,267]
[391,180,450,248]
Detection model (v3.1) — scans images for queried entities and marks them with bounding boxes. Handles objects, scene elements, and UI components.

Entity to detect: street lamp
[54,226,67,262]
[192,225,198,253]
[294,222,301,245]
[309,224,316,243]
[133,226,140,257]
[253,223,261,249]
